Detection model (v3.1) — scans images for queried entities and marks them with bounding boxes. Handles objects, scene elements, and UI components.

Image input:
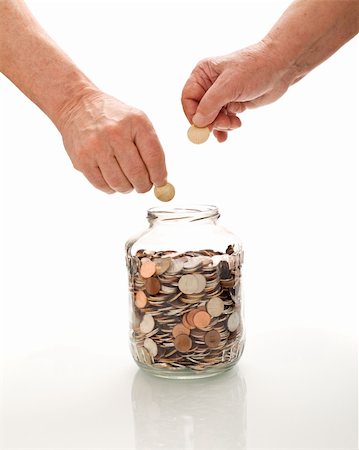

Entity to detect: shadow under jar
[125,205,245,379]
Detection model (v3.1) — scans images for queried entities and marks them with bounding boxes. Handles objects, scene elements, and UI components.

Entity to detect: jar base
[135,360,239,380]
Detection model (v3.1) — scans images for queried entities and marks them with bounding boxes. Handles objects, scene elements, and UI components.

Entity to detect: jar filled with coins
[125,205,244,379]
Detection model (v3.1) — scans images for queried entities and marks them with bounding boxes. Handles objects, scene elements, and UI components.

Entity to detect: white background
[0,0,357,449]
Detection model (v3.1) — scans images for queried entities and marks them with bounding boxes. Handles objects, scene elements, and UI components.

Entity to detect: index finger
[134,120,168,187]
[181,75,207,124]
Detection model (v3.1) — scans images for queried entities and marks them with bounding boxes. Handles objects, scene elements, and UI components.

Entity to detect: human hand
[58,90,167,194]
[181,41,291,142]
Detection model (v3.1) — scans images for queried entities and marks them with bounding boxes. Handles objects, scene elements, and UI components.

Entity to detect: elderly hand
[58,90,167,194]
[181,41,292,143]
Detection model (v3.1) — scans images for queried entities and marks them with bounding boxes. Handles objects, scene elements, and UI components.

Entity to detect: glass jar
[125,205,244,379]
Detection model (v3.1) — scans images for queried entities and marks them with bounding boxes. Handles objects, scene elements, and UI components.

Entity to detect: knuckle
[126,163,145,180]
[100,122,120,139]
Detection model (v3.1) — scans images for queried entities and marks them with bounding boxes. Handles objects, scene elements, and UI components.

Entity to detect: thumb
[193,74,232,127]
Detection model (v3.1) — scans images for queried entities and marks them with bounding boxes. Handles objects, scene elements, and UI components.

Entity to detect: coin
[204,329,221,348]
[193,310,211,329]
[128,247,243,372]
[187,125,210,144]
[172,323,191,338]
[154,183,175,202]
[183,256,202,270]
[145,277,161,295]
[193,273,206,293]
[140,260,156,278]
[144,337,158,357]
[168,258,185,274]
[135,290,147,309]
[155,257,172,275]
[174,334,192,353]
[178,274,198,295]
[206,297,225,317]
[140,314,155,334]
[186,309,198,328]
[219,261,231,279]
[227,311,240,332]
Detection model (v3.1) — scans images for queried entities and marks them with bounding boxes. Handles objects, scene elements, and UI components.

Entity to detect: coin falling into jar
[154,182,175,202]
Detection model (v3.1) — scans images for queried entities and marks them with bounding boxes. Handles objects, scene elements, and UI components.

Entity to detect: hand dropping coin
[187,124,210,144]
[154,182,175,202]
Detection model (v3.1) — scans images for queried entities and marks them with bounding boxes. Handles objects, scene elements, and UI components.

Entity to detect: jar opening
[147,205,220,223]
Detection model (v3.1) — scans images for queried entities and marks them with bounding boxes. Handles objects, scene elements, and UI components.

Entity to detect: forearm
[263,0,359,84]
[0,0,97,130]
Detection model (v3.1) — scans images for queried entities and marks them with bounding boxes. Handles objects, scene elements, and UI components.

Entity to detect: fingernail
[193,113,207,127]
[214,125,229,131]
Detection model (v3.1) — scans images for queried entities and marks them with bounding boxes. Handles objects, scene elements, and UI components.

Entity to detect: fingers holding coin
[187,108,242,145]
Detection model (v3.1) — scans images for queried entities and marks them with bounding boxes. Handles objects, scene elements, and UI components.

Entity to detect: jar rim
[147,204,219,222]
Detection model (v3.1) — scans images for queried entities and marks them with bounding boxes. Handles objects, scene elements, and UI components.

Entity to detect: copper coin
[174,334,192,353]
[182,314,193,330]
[140,260,156,278]
[193,311,211,329]
[182,313,196,330]
[204,329,221,348]
[172,323,191,338]
[186,309,198,328]
[145,277,161,295]
[135,290,147,309]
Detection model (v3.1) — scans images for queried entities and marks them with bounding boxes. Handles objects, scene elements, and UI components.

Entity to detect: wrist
[260,35,304,87]
[52,78,99,134]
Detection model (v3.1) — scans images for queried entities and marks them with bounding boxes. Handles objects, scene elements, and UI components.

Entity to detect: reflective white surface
[2,329,356,449]
[0,0,357,449]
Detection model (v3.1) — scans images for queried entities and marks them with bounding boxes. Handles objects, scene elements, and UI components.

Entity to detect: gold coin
[140,260,156,278]
[174,334,192,353]
[172,323,191,338]
[206,297,225,317]
[187,125,210,144]
[193,311,211,329]
[145,277,161,295]
[204,329,221,348]
[154,183,175,202]
[135,290,147,309]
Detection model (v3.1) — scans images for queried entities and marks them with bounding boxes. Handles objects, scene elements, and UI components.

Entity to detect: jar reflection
[131,367,246,450]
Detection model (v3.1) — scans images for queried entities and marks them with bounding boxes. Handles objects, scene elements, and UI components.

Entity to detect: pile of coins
[127,245,244,373]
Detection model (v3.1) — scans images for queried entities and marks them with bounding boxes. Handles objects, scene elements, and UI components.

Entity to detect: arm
[0,0,167,193]
[181,0,359,143]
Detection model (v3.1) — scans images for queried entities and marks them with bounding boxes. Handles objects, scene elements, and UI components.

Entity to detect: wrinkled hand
[58,90,167,194]
[181,41,291,142]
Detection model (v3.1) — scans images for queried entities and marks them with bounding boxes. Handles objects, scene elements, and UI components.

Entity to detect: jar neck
[147,205,220,225]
